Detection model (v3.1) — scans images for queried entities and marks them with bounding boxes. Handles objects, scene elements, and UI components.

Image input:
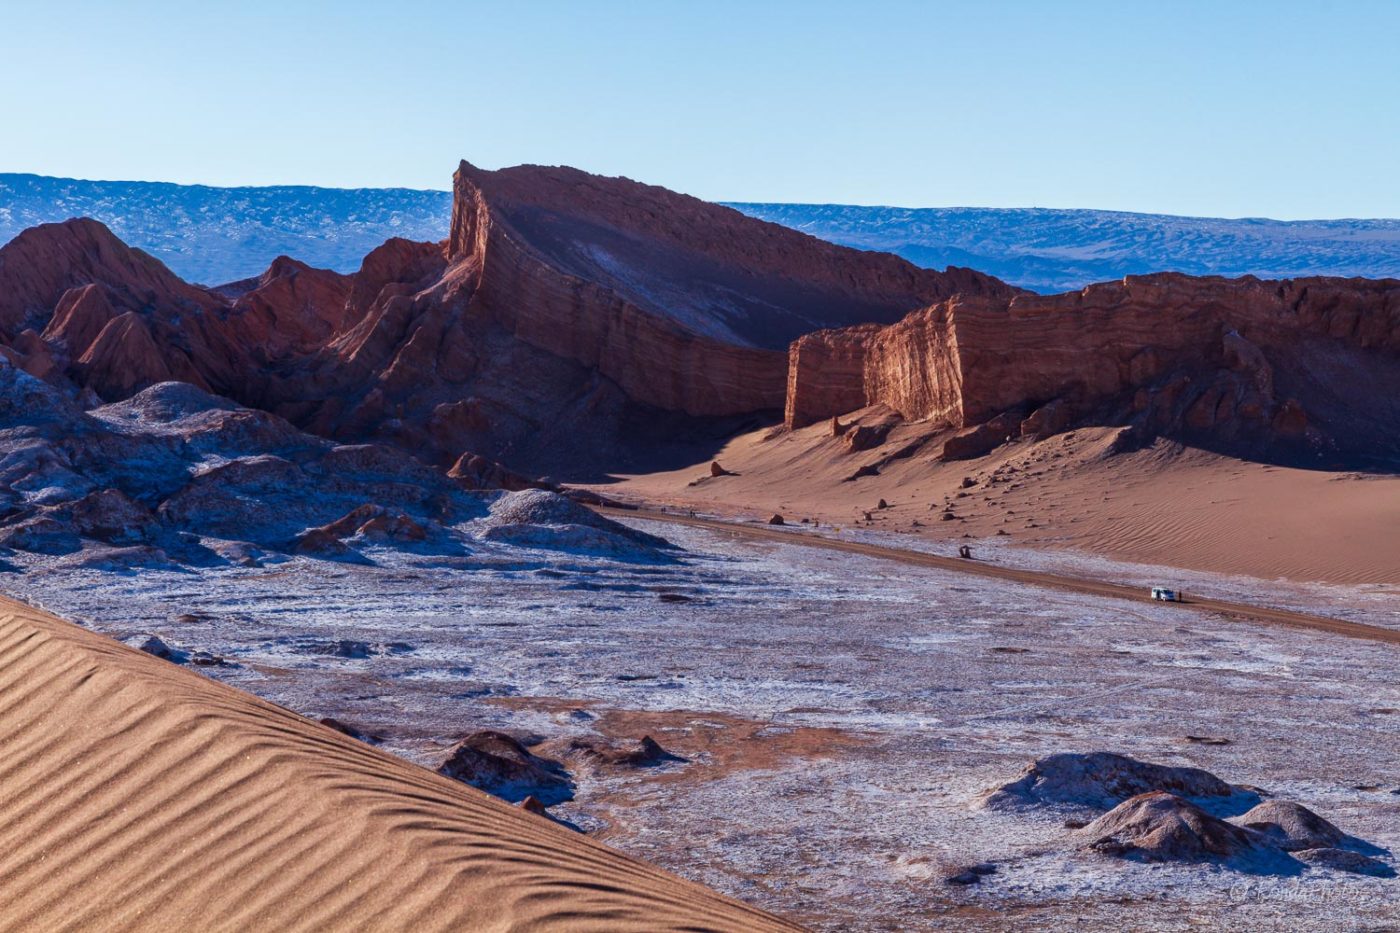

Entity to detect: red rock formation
[4,164,1395,473]
[225,256,355,357]
[444,160,1013,417]
[0,218,217,340]
[787,273,1400,461]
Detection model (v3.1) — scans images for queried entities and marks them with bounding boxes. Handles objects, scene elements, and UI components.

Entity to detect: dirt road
[599,506,1400,647]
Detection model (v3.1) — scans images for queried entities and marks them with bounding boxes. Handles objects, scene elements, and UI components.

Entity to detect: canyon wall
[787,273,1400,461]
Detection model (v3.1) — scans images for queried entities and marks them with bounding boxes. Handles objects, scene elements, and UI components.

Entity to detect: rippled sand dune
[0,595,793,932]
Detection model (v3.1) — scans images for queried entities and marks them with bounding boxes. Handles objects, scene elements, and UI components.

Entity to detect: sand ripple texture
[0,596,794,933]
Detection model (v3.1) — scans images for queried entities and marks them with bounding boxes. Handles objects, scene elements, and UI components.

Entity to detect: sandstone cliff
[787,273,1400,463]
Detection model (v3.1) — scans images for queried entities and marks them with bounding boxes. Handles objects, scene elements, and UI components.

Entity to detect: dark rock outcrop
[1076,791,1268,864]
[436,730,574,805]
[979,752,1237,811]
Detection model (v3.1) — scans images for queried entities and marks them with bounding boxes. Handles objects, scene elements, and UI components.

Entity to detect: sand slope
[594,414,1400,586]
[0,595,794,932]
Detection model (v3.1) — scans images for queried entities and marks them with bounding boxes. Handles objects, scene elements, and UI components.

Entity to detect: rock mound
[1076,791,1267,864]
[476,489,675,559]
[1235,800,1344,851]
[437,731,574,806]
[979,752,1237,811]
[0,362,483,565]
[1293,847,1395,877]
[565,735,688,770]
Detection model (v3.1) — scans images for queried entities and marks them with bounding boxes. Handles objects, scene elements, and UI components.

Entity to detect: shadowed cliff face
[787,273,1400,467]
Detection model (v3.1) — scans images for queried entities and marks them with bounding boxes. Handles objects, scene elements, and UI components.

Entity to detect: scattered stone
[1184,735,1231,745]
[768,514,785,525]
[960,476,976,488]
[656,592,693,603]
[877,499,889,510]
[941,511,956,521]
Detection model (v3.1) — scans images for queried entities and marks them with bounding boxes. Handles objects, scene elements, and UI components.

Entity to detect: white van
[1150,587,1181,602]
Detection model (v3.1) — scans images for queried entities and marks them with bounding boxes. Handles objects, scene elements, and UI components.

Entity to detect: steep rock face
[447,161,1014,417]
[787,273,1400,462]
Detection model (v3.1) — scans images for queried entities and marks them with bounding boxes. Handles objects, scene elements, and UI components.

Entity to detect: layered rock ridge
[787,273,1400,463]
[446,160,1013,417]
[0,161,1013,473]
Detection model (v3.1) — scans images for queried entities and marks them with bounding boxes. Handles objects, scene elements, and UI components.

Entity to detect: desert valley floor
[5,507,1396,931]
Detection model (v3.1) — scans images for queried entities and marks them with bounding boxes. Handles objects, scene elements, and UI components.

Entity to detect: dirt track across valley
[599,506,1400,647]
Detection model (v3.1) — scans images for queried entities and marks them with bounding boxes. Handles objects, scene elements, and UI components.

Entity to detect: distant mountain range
[0,174,451,286]
[728,204,1400,293]
[3,173,1398,292]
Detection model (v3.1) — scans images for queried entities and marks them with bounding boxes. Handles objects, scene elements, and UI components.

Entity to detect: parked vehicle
[1150,586,1182,602]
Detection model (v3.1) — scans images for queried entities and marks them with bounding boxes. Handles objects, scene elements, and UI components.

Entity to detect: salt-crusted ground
[3,517,1397,930]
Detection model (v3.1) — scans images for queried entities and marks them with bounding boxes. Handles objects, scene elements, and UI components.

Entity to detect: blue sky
[2,0,1396,218]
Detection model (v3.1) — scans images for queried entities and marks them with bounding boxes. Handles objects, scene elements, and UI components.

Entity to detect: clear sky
[3,0,1397,218]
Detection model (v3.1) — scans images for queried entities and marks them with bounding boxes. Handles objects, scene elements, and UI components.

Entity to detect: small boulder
[768,513,785,526]
[128,634,179,662]
[517,795,550,816]
[945,863,997,886]
[320,717,381,744]
[844,423,890,452]
[710,461,735,477]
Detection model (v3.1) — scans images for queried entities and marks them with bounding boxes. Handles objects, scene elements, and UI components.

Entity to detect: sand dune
[0,595,794,932]
[596,414,1400,586]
